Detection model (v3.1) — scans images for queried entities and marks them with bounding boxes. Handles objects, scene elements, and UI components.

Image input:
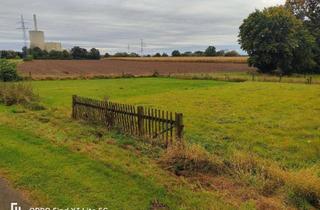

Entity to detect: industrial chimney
[29,14,45,49]
[33,14,38,31]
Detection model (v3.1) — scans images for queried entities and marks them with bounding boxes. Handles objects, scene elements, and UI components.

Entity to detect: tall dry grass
[160,142,320,209]
[0,82,43,110]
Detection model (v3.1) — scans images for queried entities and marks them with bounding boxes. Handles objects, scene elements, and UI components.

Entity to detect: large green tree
[204,46,217,56]
[286,0,320,71]
[239,6,316,74]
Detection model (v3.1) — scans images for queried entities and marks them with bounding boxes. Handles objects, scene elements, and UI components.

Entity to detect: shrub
[0,82,40,106]
[160,142,224,176]
[23,55,34,61]
[0,59,20,81]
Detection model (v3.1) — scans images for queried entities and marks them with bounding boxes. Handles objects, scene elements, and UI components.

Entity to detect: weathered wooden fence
[72,95,184,146]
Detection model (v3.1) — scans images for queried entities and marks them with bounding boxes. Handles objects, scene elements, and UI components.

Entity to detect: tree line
[105,47,240,58]
[1,45,241,60]
[25,46,101,60]
[239,0,320,75]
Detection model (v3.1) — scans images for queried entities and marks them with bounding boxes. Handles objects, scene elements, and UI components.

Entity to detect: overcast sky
[0,0,284,54]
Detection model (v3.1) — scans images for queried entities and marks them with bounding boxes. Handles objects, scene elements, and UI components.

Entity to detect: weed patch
[0,82,45,110]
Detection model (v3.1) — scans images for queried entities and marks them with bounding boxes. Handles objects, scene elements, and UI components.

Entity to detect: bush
[0,82,40,106]
[0,59,20,81]
[23,55,34,61]
[0,82,44,110]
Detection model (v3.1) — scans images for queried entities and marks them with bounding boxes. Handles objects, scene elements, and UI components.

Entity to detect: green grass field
[30,78,320,169]
[0,77,320,209]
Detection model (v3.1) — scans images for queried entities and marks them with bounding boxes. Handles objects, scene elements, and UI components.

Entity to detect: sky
[0,0,284,54]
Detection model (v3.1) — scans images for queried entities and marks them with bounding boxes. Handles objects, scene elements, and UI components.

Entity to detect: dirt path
[0,178,30,210]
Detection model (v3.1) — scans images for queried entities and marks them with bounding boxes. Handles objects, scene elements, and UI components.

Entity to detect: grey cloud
[0,0,284,54]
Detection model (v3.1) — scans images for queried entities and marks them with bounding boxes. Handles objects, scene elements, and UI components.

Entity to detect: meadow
[0,77,320,209]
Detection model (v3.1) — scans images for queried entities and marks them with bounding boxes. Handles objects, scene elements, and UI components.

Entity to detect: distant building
[29,14,63,52]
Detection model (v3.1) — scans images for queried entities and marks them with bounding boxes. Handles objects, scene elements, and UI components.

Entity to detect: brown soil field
[18,59,255,79]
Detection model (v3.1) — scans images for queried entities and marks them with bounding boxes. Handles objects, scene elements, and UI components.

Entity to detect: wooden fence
[72,95,184,146]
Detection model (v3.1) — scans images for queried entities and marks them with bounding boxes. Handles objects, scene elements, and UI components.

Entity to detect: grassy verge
[0,109,235,209]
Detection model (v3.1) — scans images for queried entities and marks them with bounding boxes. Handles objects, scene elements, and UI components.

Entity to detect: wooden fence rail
[72,95,184,146]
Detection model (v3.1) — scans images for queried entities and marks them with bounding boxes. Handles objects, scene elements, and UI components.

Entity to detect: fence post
[137,106,144,136]
[72,95,77,119]
[175,113,184,140]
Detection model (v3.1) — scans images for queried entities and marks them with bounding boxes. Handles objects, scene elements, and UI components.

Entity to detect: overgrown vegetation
[0,59,20,81]
[161,142,320,209]
[0,82,43,110]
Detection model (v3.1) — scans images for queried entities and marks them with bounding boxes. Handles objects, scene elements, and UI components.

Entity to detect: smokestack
[33,14,38,31]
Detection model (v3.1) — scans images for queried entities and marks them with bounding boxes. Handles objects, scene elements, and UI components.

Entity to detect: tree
[153,53,161,57]
[225,50,240,57]
[88,48,100,60]
[286,0,320,71]
[31,47,46,59]
[182,51,193,56]
[193,51,204,56]
[113,52,129,57]
[0,50,20,59]
[204,46,217,56]
[239,6,316,74]
[162,53,169,57]
[171,50,181,57]
[71,46,88,59]
[216,50,226,56]
[0,59,20,82]
[62,50,71,59]
[129,53,140,57]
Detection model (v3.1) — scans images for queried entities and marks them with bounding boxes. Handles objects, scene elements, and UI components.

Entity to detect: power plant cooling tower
[45,42,62,52]
[28,14,63,51]
[29,30,45,50]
